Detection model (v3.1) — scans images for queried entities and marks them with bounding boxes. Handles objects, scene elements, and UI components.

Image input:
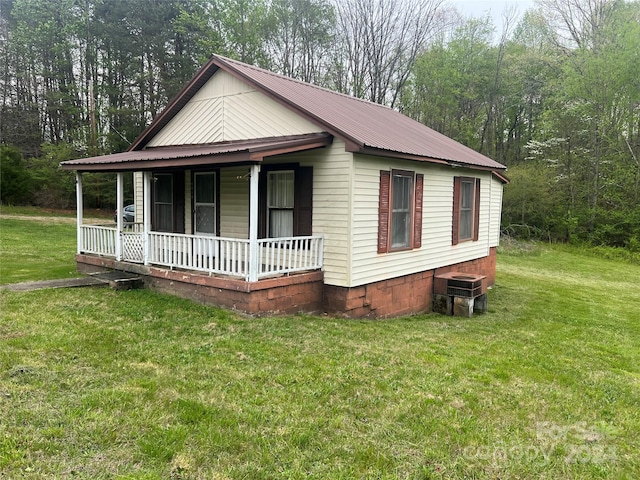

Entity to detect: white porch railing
[78,225,323,280]
[148,232,251,277]
[80,225,117,256]
[258,236,323,277]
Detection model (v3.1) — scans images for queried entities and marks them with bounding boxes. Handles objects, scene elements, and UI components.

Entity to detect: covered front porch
[74,167,323,283]
[62,135,332,313]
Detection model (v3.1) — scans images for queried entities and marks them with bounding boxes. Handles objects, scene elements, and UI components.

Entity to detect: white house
[61,54,508,318]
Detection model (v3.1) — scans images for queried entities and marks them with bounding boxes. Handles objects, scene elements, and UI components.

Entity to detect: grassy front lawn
[1,217,639,478]
[0,218,79,284]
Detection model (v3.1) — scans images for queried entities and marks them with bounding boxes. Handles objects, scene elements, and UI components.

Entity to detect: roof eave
[492,170,510,184]
[61,133,333,172]
[354,145,507,172]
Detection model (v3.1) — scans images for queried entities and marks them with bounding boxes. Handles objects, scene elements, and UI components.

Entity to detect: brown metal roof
[75,55,505,173]
[61,133,332,171]
[211,55,505,170]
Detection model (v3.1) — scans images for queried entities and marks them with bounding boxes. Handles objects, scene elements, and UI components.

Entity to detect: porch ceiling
[60,133,332,172]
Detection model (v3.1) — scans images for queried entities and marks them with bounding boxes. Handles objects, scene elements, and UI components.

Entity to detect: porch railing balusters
[78,226,322,280]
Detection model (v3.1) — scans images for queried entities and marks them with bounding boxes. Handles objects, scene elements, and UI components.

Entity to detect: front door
[152,172,185,233]
[194,172,217,236]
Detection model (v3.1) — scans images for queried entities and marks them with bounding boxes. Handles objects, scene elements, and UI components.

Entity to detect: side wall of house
[349,155,500,287]
[259,140,353,287]
[489,174,503,247]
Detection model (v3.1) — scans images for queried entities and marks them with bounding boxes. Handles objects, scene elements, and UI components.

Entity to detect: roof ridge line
[214,54,396,112]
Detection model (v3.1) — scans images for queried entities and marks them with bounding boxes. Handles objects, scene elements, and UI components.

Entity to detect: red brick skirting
[76,247,497,318]
[323,248,497,318]
[76,254,323,315]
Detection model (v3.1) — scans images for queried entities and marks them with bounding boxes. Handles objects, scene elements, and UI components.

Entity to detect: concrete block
[474,293,488,313]
[453,296,474,317]
[433,294,452,315]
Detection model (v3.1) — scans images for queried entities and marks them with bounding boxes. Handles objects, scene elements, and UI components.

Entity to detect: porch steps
[89,271,144,291]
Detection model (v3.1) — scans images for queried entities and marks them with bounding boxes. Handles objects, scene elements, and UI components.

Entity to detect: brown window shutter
[294,166,313,236]
[378,171,391,253]
[452,176,461,245]
[257,168,267,238]
[413,173,423,248]
[473,178,481,241]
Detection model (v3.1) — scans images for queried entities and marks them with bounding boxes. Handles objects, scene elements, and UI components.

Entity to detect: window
[258,165,313,239]
[452,176,480,245]
[267,170,294,237]
[378,170,423,253]
[194,172,216,235]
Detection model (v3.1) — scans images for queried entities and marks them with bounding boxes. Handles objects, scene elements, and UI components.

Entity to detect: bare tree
[331,0,446,107]
[536,0,618,50]
[265,0,336,84]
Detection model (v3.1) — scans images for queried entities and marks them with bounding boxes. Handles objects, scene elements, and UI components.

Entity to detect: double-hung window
[267,170,295,238]
[378,169,423,253]
[258,165,313,239]
[452,176,481,244]
[391,171,413,249]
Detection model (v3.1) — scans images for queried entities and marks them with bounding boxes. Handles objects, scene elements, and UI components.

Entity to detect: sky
[448,0,536,34]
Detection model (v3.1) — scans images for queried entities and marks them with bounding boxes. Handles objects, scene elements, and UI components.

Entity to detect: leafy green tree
[402,16,496,150]
[28,142,77,208]
[0,145,33,205]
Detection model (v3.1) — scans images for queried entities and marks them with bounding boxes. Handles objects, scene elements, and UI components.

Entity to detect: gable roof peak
[131,53,506,171]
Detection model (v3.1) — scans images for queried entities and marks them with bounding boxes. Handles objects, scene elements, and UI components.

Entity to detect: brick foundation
[76,247,497,319]
[323,248,497,318]
[76,254,323,316]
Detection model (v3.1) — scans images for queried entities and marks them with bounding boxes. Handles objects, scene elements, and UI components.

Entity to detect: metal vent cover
[446,275,483,298]
[434,272,487,298]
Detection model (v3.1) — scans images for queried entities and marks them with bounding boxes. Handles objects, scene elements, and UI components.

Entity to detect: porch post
[143,171,152,265]
[76,172,83,254]
[248,164,261,282]
[116,171,123,261]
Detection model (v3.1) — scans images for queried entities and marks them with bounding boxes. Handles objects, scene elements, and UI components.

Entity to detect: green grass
[0,218,80,284]
[1,219,639,478]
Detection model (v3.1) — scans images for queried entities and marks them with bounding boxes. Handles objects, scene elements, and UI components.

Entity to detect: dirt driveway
[0,214,108,224]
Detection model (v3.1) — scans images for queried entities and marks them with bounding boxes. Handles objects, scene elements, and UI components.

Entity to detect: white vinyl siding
[219,167,249,239]
[489,175,504,247]
[350,156,495,287]
[288,140,353,286]
[146,70,323,147]
[134,172,143,224]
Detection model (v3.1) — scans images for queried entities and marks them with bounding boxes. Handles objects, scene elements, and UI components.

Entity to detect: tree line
[1,0,639,250]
